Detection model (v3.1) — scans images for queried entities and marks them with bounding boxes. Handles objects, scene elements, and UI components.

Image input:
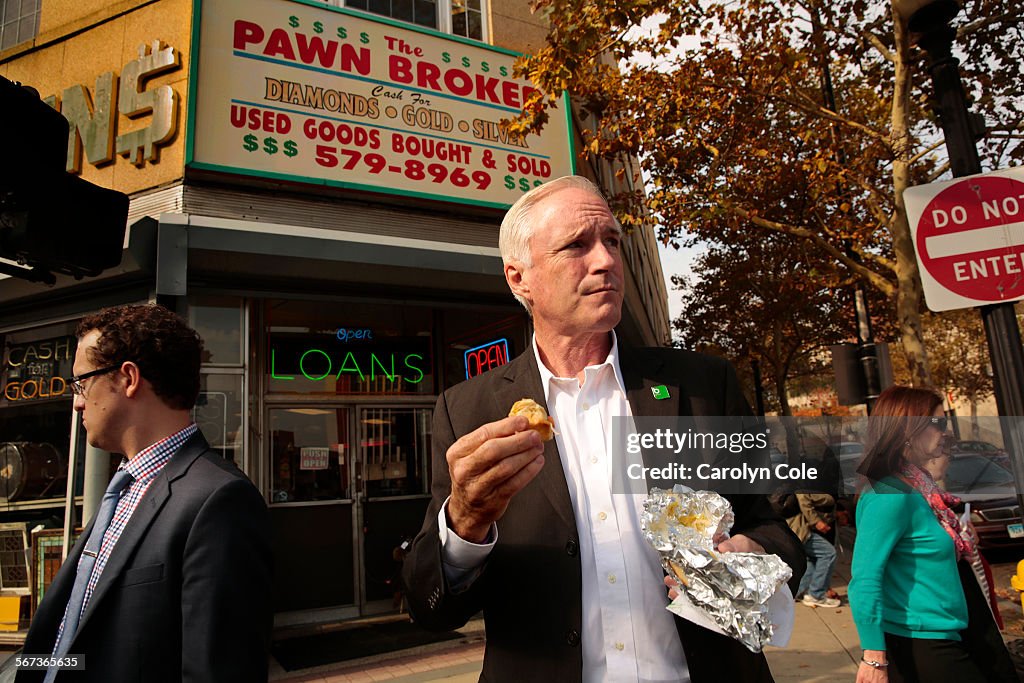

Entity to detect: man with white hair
[403,176,803,682]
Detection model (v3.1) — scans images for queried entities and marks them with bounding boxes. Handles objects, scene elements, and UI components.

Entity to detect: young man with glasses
[17,304,271,683]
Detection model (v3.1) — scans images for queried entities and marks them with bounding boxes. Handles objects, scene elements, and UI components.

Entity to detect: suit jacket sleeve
[401,390,488,631]
[180,478,272,682]
[715,358,807,594]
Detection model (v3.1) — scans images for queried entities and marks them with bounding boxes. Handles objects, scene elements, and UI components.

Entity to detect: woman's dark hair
[77,304,203,410]
[858,385,944,482]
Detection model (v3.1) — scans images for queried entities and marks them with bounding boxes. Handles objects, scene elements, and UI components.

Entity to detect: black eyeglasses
[929,416,949,432]
[68,364,122,396]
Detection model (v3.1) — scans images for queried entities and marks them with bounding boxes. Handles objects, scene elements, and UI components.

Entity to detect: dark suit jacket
[403,344,805,683]
[17,432,272,683]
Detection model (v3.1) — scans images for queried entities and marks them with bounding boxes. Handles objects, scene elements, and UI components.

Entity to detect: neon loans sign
[269,333,429,390]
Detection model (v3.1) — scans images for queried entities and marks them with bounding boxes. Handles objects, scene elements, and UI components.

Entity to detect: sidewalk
[764,527,861,682]
[275,529,865,683]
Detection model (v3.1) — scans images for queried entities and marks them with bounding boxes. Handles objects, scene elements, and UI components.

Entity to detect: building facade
[0,0,670,627]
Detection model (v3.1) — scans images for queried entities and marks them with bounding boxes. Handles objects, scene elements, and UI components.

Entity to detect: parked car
[834,446,1022,545]
[950,440,1011,469]
[944,454,1023,549]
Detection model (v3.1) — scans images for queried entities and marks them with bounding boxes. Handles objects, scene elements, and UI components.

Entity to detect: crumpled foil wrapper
[642,488,793,653]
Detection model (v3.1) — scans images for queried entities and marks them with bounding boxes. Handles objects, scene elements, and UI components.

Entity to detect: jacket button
[565,540,578,556]
[566,629,580,646]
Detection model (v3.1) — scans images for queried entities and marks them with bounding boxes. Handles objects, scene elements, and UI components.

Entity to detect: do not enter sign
[905,167,1024,311]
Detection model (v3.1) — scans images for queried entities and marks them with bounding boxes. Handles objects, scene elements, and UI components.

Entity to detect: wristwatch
[861,658,888,669]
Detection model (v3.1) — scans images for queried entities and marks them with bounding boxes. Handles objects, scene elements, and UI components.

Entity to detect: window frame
[0,0,42,53]
[316,0,488,43]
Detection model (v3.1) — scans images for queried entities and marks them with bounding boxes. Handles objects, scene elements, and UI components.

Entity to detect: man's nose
[589,242,618,271]
[73,394,85,411]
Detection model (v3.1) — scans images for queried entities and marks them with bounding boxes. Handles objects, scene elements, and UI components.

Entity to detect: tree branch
[928,161,951,182]
[719,201,898,296]
[958,13,1021,39]
[861,29,895,63]
[695,78,890,144]
[909,138,945,164]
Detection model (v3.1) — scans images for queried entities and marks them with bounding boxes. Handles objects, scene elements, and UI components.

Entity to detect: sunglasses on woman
[929,416,948,432]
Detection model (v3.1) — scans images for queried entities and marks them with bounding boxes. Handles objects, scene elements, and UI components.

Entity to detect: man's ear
[505,261,530,303]
[121,362,144,398]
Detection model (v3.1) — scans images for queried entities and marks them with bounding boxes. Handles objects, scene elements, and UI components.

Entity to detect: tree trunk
[773,321,793,417]
[890,2,933,387]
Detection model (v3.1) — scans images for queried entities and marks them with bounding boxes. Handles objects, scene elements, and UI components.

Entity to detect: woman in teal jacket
[849,386,1015,683]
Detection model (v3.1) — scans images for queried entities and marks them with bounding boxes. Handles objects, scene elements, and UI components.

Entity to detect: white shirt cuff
[438,496,497,592]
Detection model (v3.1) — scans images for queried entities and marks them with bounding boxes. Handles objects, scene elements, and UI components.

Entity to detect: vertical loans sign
[187,0,575,209]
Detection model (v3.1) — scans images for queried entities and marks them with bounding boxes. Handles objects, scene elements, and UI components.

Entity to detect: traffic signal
[0,75,68,190]
[0,75,129,279]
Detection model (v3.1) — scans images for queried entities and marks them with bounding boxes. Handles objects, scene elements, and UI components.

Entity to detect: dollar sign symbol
[314,21,323,33]
[289,16,299,28]
[504,175,515,190]
[264,137,278,154]
[442,52,451,63]
[243,134,258,152]
[359,32,369,44]
[284,141,298,157]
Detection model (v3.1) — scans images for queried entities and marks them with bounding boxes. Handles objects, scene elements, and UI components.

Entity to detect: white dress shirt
[439,333,689,683]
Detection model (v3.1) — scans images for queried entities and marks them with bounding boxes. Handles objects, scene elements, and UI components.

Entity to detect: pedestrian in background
[848,385,1015,683]
[787,492,840,608]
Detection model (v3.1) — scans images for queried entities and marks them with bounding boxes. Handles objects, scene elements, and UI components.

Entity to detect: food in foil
[642,488,793,652]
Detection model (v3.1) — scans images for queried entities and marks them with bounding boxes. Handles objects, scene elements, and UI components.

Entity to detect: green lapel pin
[651,385,670,400]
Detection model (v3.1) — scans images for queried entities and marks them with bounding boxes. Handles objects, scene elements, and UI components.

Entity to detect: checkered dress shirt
[54,423,198,644]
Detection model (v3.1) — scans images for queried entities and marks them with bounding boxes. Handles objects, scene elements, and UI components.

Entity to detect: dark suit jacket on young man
[17,432,272,683]
[403,344,805,683]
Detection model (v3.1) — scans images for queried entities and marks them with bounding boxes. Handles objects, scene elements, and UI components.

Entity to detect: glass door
[357,406,432,613]
[268,406,358,622]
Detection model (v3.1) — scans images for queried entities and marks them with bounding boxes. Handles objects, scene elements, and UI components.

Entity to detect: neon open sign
[464,338,509,379]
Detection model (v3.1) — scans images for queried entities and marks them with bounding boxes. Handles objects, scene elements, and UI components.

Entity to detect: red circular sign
[915,176,1024,302]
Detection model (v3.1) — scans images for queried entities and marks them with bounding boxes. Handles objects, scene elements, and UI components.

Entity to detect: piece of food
[509,398,555,441]
[665,501,712,534]
[667,559,689,587]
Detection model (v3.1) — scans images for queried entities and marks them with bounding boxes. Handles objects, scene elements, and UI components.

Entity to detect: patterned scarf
[898,461,978,561]
[899,462,1001,626]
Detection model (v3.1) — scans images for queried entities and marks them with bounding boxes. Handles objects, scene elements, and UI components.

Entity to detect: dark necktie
[45,469,134,682]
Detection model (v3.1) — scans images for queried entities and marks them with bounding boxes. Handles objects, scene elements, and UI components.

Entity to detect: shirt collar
[121,423,198,482]
[532,331,627,400]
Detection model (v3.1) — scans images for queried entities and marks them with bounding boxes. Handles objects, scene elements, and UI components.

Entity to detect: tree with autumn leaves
[673,237,851,415]
[511,0,1024,386]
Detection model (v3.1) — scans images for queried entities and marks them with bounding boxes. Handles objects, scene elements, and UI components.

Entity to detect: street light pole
[895,0,1024,512]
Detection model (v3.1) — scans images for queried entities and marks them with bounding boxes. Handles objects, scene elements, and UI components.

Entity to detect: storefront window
[0,322,77,506]
[266,299,434,396]
[193,374,244,466]
[270,408,351,503]
[189,296,243,366]
[442,308,527,390]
